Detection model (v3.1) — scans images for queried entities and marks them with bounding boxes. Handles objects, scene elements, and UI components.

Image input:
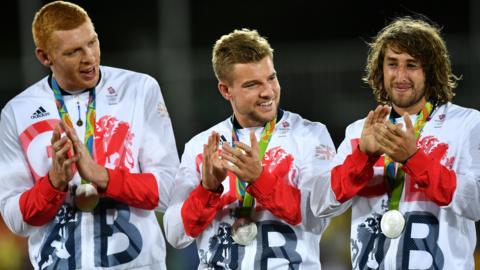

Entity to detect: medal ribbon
[385,101,433,210]
[232,117,276,212]
[51,77,96,185]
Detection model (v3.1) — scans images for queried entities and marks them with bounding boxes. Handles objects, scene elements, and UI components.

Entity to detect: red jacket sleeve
[402,150,456,206]
[331,147,380,203]
[100,168,159,210]
[181,183,223,237]
[19,175,67,226]
[247,168,301,225]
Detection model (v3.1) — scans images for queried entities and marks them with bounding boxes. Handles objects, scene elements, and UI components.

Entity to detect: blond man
[164,29,335,269]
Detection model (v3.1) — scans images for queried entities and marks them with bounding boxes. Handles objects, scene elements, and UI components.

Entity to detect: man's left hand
[221,130,262,183]
[374,113,418,163]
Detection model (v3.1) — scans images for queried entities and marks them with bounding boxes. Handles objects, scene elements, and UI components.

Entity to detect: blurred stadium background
[1,0,479,269]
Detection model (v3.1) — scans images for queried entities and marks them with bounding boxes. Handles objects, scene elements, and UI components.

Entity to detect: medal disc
[380,209,405,238]
[232,218,257,245]
[75,183,99,211]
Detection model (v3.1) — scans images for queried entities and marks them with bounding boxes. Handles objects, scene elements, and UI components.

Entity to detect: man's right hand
[359,105,390,156]
[201,132,227,192]
[48,124,78,191]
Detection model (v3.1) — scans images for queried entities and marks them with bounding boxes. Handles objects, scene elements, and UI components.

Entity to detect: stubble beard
[388,86,425,110]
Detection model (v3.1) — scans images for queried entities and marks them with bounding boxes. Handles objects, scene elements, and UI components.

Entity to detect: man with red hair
[0,1,179,269]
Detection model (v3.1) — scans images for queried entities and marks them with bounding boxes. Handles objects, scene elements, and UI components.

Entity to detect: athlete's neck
[49,71,101,96]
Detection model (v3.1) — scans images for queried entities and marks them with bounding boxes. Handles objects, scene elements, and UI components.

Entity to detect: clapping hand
[60,121,109,189]
[221,130,262,184]
[374,113,418,163]
[359,105,390,156]
[48,124,78,191]
[201,132,228,191]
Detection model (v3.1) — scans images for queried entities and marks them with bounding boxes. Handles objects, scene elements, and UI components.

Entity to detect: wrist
[246,167,263,183]
[358,143,366,154]
[48,170,67,191]
[358,143,373,156]
[357,144,380,157]
[401,149,418,164]
[93,166,109,190]
[202,180,223,193]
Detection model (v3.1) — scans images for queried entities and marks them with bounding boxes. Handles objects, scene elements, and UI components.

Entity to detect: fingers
[371,105,383,124]
[372,105,390,124]
[364,110,375,128]
[375,132,396,150]
[51,135,72,167]
[203,132,220,174]
[220,142,243,163]
[377,105,391,123]
[385,121,404,137]
[201,143,212,187]
[202,143,210,169]
[220,151,239,166]
[223,160,241,176]
[403,113,414,132]
[374,124,399,148]
[52,136,69,151]
[373,130,395,154]
[60,121,80,146]
[381,123,401,141]
[56,139,73,159]
[51,124,61,144]
[232,141,251,157]
[222,143,248,163]
[62,155,79,177]
[225,130,258,159]
[365,104,389,128]
[249,130,258,152]
[206,132,219,154]
[60,121,80,154]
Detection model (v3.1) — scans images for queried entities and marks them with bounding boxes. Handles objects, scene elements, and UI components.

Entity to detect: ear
[35,48,52,67]
[218,81,231,100]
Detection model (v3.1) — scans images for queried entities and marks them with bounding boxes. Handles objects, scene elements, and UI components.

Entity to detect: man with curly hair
[311,17,480,269]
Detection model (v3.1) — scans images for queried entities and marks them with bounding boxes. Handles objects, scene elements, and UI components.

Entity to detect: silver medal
[75,183,99,211]
[232,218,257,245]
[380,209,405,238]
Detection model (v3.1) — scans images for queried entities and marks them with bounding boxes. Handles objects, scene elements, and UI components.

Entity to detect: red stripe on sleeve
[331,147,379,202]
[402,150,456,206]
[101,168,159,210]
[181,183,222,237]
[19,175,66,226]
[247,168,301,225]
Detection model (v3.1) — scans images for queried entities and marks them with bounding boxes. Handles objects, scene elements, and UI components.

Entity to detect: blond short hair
[363,17,459,105]
[32,1,91,50]
[212,29,273,83]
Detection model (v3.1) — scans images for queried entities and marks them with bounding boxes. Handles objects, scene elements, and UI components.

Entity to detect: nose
[395,65,408,81]
[82,47,95,64]
[259,83,275,99]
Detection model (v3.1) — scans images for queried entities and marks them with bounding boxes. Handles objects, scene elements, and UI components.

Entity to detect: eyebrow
[241,80,259,87]
[385,56,418,63]
[239,70,277,87]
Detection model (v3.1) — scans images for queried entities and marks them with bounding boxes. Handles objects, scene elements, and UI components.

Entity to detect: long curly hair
[362,17,460,105]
